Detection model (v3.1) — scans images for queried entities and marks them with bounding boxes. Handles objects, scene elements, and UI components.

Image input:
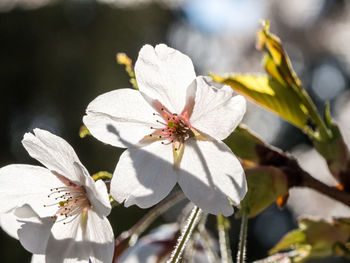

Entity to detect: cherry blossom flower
[0,129,114,263]
[117,223,216,263]
[84,44,247,216]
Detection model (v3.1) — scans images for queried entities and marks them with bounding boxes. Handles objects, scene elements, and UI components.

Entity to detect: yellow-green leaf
[224,124,265,163]
[237,166,289,218]
[270,217,350,262]
[257,20,302,91]
[301,219,350,253]
[269,230,306,255]
[211,74,309,130]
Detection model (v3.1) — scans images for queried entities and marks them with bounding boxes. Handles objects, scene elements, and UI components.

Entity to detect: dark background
[1,0,349,262]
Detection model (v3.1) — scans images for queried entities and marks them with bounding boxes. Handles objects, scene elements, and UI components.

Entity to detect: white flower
[117,224,179,263]
[0,129,114,263]
[117,223,216,263]
[84,44,247,216]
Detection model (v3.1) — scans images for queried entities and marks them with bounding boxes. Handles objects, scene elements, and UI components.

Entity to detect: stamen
[156,120,167,126]
[44,183,90,225]
[149,107,194,150]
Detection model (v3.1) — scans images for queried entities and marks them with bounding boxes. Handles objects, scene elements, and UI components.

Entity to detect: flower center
[149,106,194,150]
[44,181,90,225]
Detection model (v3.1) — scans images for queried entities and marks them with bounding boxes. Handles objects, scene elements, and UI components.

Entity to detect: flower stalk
[198,220,220,263]
[237,208,248,263]
[217,214,233,263]
[167,205,202,263]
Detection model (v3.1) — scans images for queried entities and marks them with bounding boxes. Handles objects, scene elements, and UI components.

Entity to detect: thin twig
[256,144,350,207]
[299,171,350,206]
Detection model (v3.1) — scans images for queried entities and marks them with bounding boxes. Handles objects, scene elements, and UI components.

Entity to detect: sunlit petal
[178,139,246,216]
[135,44,196,113]
[22,128,86,185]
[190,77,246,140]
[84,89,159,148]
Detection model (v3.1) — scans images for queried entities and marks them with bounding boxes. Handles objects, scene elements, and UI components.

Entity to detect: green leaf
[211,74,309,130]
[257,20,302,93]
[312,104,350,189]
[269,230,306,255]
[253,251,303,263]
[224,124,265,163]
[212,20,331,140]
[301,219,350,253]
[270,217,350,262]
[238,166,289,218]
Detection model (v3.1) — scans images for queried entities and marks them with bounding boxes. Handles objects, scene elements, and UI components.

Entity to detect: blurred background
[1,0,350,262]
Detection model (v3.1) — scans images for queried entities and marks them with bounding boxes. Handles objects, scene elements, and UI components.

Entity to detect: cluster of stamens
[149,106,193,150]
[44,183,90,225]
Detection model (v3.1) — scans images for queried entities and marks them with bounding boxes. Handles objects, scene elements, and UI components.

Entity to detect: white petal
[0,164,64,217]
[22,129,86,185]
[118,241,164,263]
[72,162,111,217]
[135,44,196,113]
[16,205,53,254]
[83,210,115,263]
[31,254,46,263]
[46,210,114,263]
[84,89,159,148]
[178,139,247,216]
[46,214,87,263]
[118,224,179,263]
[111,142,178,208]
[190,77,246,140]
[0,209,21,239]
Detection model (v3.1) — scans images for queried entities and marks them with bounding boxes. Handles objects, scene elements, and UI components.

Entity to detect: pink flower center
[44,178,90,225]
[149,105,194,150]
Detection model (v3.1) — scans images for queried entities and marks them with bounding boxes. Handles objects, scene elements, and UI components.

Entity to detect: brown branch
[255,144,350,207]
[299,171,350,207]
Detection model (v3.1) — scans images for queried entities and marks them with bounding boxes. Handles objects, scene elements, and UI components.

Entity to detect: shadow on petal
[106,123,242,216]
